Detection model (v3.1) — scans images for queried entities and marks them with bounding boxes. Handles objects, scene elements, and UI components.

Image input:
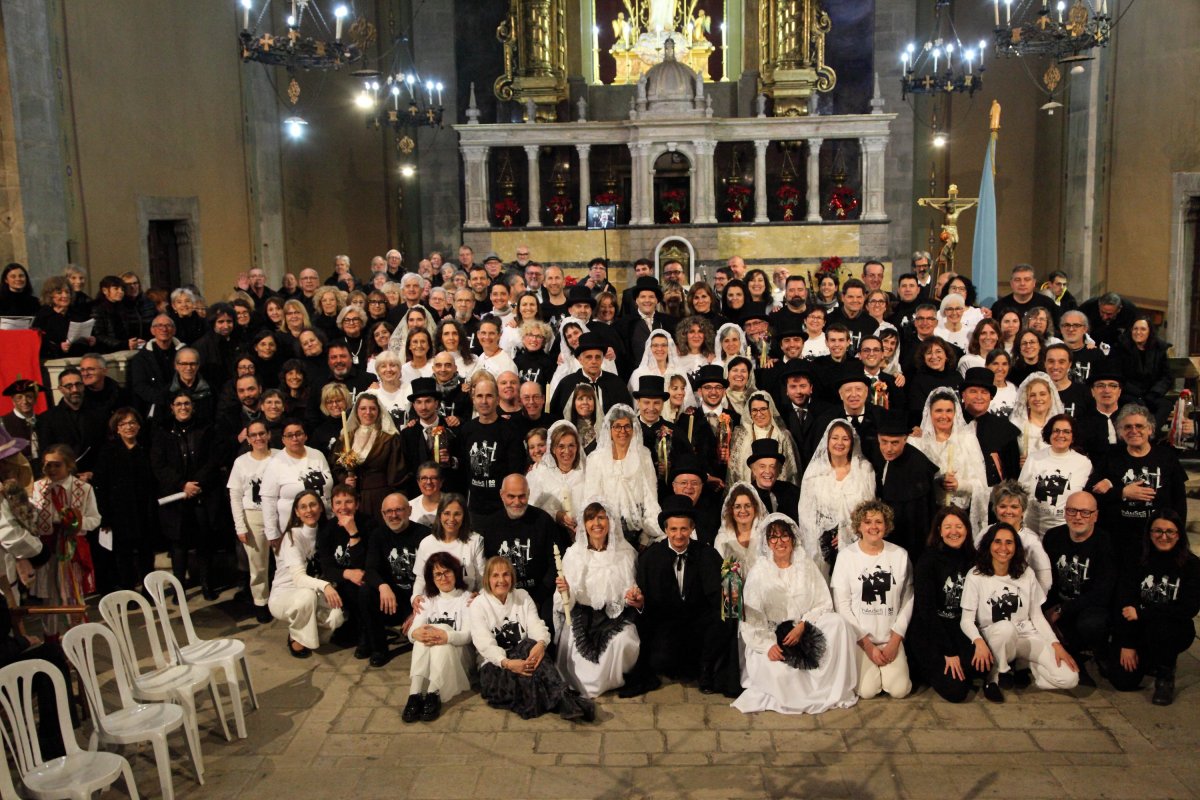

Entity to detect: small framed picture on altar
[586,204,618,230]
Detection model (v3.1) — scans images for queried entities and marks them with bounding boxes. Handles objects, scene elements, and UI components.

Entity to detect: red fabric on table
[0,330,48,415]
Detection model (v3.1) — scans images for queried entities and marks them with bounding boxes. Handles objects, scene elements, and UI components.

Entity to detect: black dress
[92,439,159,590]
[907,543,978,703]
[868,444,940,562]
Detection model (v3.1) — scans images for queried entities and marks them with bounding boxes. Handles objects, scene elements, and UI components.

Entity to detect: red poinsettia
[494,196,521,227]
[594,191,623,207]
[776,184,802,208]
[660,189,687,213]
[725,184,752,219]
[819,256,842,274]
[827,185,859,219]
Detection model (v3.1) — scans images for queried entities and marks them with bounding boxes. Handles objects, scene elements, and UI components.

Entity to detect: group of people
[0,247,1195,728]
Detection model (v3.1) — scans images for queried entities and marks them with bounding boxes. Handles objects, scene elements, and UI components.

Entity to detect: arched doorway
[654,236,696,283]
[652,150,691,224]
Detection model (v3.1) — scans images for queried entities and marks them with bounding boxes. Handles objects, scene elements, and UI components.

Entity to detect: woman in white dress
[713,482,768,575]
[797,419,876,578]
[1009,372,1064,466]
[411,493,485,607]
[960,522,1079,702]
[268,490,346,658]
[581,404,662,547]
[715,322,747,369]
[628,328,682,392]
[728,391,801,487]
[800,307,830,360]
[734,513,859,715]
[910,390,991,535]
[227,419,279,622]
[546,317,618,403]
[403,551,475,724]
[527,420,587,534]
[1017,414,1093,535]
[554,500,641,698]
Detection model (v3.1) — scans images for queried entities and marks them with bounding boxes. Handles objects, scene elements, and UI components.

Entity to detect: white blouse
[469,588,550,667]
[411,533,485,602]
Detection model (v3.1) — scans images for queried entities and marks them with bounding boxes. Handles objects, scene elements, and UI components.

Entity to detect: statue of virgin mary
[647,0,678,34]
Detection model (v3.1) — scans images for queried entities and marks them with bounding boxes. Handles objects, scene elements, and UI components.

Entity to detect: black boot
[421,692,441,722]
[402,694,423,724]
[1152,667,1176,706]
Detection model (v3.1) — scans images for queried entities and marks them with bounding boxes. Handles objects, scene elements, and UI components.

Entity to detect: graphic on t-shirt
[427,610,458,627]
[387,546,415,589]
[1061,401,1078,418]
[938,572,966,619]
[1054,554,1090,600]
[334,544,350,567]
[498,539,534,588]
[305,555,321,579]
[1122,466,1162,491]
[1034,470,1071,506]
[987,587,1023,622]
[847,330,863,353]
[1070,361,1092,382]
[493,618,524,650]
[250,477,262,506]
[858,565,896,605]
[519,366,542,386]
[470,440,499,481]
[437,399,456,419]
[301,468,327,494]
[1140,574,1181,605]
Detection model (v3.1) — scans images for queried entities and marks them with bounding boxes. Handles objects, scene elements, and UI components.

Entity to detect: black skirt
[571,605,636,664]
[479,638,572,719]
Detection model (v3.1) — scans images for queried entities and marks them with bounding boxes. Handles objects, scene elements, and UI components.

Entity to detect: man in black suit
[1076,361,1124,462]
[547,331,634,418]
[1,378,41,466]
[35,368,106,477]
[618,259,655,316]
[746,439,800,522]
[620,495,730,697]
[398,377,455,497]
[868,412,939,561]
[959,367,1021,486]
[691,364,740,486]
[813,369,880,455]
[617,276,676,364]
[858,335,904,413]
[667,455,721,546]
[564,284,630,377]
[755,315,807,397]
[774,360,823,470]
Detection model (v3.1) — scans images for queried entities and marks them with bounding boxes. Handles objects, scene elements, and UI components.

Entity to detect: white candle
[993,0,1000,26]
[436,82,444,106]
[966,51,973,73]
[1005,0,1012,24]
[979,40,987,67]
[933,49,940,72]
[391,85,400,110]
[425,81,433,106]
[334,5,347,40]
[1057,1,1065,23]
[242,0,252,30]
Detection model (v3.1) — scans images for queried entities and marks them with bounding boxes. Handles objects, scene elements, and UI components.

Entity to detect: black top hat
[574,331,607,355]
[566,284,596,309]
[876,410,912,437]
[739,308,770,326]
[632,276,662,301]
[1086,359,1124,386]
[2,378,41,397]
[407,377,439,403]
[961,367,998,397]
[774,316,807,339]
[632,375,670,400]
[657,494,699,529]
[834,369,870,391]
[746,438,786,467]
[668,454,708,484]
[691,364,728,390]
[777,359,816,383]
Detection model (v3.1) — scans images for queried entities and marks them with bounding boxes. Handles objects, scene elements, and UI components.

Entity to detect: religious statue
[612,11,633,49]
[688,8,712,45]
[917,184,979,276]
[647,0,678,34]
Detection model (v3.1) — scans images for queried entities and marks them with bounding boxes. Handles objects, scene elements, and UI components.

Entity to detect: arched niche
[652,148,692,224]
[653,235,696,283]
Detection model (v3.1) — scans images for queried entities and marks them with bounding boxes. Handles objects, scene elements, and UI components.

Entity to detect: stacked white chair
[143,571,259,738]
[0,658,141,800]
[62,623,204,800]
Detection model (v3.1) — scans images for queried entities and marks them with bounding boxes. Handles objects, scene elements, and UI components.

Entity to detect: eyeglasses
[117,420,139,428]
[859,346,882,354]
[177,361,199,368]
[283,430,305,439]
[867,299,887,306]
[1060,323,1085,329]
[1050,428,1073,435]
[914,315,937,323]
[1063,508,1096,517]
[60,382,83,390]
[611,423,634,432]
[766,532,792,542]
[123,280,140,287]
[418,475,440,483]
[1150,527,1180,538]
[78,367,99,373]
[1121,423,1150,431]
[247,431,269,439]
[382,507,408,515]
[171,400,192,408]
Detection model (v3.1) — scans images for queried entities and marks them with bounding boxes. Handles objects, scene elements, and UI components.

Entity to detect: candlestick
[1057,1,1065,23]
[979,40,987,68]
[553,543,571,624]
[425,81,433,106]
[391,85,400,110]
[592,25,600,84]
[341,410,351,452]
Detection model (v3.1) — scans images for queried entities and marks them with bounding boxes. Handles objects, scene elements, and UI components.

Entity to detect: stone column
[240,51,286,282]
[524,144,542,227]
[753,139,770,223]
[860,136,888,221]
[629,142,653,225]
[693,140,717,224]
[576,144,591,227]
[462,146,490,228]
[806,137,823,222]
[872,0,916,264]
[1,0,69,283]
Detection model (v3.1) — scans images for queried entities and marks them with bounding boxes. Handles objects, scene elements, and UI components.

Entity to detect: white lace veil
[546,316,590,401]
[1007,371,1065,430]
[911,388,990,533]
[714,481,769,563]
[737,389,785,435]
[663,368,698,412]
[387,310,438,359]
[636,328,681,374]
[595,403,645,453]
[797,418,877,566]
[343,390,400,437]
[538,419,582,472]
[563,495,637,619]
[715,322,748,366]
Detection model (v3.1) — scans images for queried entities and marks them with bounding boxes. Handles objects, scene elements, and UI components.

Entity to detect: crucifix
[917,183,979,276]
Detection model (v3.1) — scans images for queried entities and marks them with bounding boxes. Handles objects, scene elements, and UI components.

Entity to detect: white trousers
[410,628,474,701]
[853,641,912,699]
[268,587,344,650]
[982,621,1079,690]
[241,509,271,607]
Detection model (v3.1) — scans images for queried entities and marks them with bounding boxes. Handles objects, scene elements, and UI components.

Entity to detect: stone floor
[77,582,1198,800]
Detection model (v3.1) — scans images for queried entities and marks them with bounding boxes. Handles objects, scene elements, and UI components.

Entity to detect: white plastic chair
[99,590,231,743]
[62,623,203,800]
[0,658,141,800]
[143,571,259,739]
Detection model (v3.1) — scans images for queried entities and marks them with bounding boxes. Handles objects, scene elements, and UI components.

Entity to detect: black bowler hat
[691,364,728,390]
[567,285,596,309]
[876,411,912,437]
[574,331,607,355]
[632,375,670,400]
[2,378,40,397]
[632,276,662,301]
[961,367,998,397]
[669,454,708,485]
[657,494,699,529]
[1086,360,1124,386]
[407,377,439,403]
[746,438,786,467]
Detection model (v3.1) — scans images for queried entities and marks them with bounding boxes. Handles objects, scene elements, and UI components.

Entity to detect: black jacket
[91,298,149,353]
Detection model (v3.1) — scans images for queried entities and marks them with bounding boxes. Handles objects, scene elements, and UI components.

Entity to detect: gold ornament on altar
[397,136,415,155]
[758,0,836,116]
[287,78,301,105]
[1043,62,1062,92]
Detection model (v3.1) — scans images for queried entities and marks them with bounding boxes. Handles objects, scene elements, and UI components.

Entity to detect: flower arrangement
[660,189,687,223]
[819,256,842,275]
[61,508,83,534]
[720,558,745,621]
[594,191,623,207]
[826,185,859,219]
[776,183,803,220]
[335,449,362,472]
[725,184,752,221]
[545,194,573,226]
[493,196,521,227]
[564,275,578,288]
[431,425,446,463]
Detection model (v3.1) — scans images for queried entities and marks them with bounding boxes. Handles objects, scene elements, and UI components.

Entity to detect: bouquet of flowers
[776,183,802,220]
[660,189,687,223]
[545,194,573,226]
[725,184,752,221]
[494,196,521,227]
[720,558,745,621]
[826,185,859,219]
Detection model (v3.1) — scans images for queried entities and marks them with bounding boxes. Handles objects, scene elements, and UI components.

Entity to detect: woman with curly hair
[673,315,715,377]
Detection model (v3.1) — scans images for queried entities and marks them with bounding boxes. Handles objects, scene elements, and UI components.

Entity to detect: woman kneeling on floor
[470,556,595,721]
[269,490,346,657]
[403,551,475,723]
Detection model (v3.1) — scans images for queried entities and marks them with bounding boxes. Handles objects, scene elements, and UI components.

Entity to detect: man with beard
[867,413,939,562]
[430,352,472,426]
[959,367,1021,486]
[306,342,373,427]
[768,275,809,332]
[827,279,876,355]
[79,353,130,422]
[479,474,567,630]
[1058,310,1106,382]
[362,492,430,664]
[754,316,807,397]
[455,373,525,516]
[399,378,456,496]
[451,289,481,351]
[35,368,106,478]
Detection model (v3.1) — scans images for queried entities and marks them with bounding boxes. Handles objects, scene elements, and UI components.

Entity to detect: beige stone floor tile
[1050,765,1192,799]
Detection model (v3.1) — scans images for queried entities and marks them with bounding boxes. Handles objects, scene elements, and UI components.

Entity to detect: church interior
[0,0,1195,346]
